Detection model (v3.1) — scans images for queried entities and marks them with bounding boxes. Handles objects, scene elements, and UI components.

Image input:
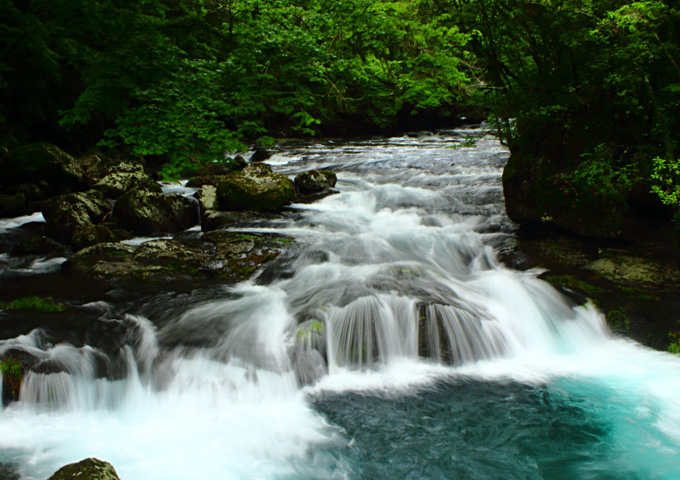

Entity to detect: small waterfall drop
[1,128,679,479]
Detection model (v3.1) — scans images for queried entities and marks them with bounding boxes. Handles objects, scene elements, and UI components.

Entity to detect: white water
[0,213,44,233]
[1,128,680,479]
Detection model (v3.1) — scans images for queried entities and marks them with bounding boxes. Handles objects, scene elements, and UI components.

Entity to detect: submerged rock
[113,189,198,235]
[417,303,505,365]
[47,458,120,480]
[504,228,680,351]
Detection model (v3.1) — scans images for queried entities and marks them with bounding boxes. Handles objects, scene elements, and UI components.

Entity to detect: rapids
[1,127,679,479]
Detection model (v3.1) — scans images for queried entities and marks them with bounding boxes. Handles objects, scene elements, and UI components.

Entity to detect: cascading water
[1,127,679,479]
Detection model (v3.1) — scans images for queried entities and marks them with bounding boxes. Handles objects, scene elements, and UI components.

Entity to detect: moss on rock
[294,169,337,194]
[72,223,130,251]
[63,234,291,282]
[113,189,198,235]
[93,171,161,199]
[47,458,120,480]
[583,255,675,287]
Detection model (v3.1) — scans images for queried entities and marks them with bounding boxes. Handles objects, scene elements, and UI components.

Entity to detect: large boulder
[215,163,295,212]
[93,161,160,199]
[40,190,112,221]
[76,154,119,186]
[113,189,198,234]
[47,458,120,480]
[502,152,635,239]
[41,190,113,242]
[195,185,219,212]
[294,169,337,194]
[7,143,88,192]
[63,242,138,278]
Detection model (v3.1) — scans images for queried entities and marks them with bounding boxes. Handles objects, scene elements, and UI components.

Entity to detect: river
[1,127,680,479]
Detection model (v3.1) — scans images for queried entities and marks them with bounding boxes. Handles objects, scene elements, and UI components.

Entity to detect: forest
[3,3,680,479]
[1,0,680,233]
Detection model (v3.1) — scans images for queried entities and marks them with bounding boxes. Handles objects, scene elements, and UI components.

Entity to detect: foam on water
[0,212,45,232]
[2,128,680,479]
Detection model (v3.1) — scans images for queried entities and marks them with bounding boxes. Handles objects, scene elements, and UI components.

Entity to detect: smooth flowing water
[1,128,680,479]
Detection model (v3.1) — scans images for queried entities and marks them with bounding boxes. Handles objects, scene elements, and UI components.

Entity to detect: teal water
[312,376,680,480]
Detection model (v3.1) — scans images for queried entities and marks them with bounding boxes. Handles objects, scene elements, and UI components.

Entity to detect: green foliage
[607,308,631,331]
[0,358,22,379]
[651,156,680,206]
[296,319,324,339]
[451,0,680,203]
[2,0,474,175]
[451,135,478,149]
[546,275,604,296]
[668,330,680,354]
[557,144,640,205]
[0,357,23,402]
[4,296,67,313]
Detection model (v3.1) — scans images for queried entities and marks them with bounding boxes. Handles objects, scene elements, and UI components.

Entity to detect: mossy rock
[39,190,111,242]
[195,185,219,212]
[63,233,290,282]
[9,143,87,191]
[15,181,53,203]
[93,171,161,199]
[583,255,672,287]
[215,163,295,212]
[40,190,112,221]
[1,358,23,405]
[294,169,337,194]
[47,458,120,480]
[71,223,130,251]
[185,174,222,189]
[76,153,119,186]
[133,239,200,267]
[113,188,198,235]
[64,242,137,275]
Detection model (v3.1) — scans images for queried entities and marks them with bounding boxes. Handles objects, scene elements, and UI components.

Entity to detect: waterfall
[1,128,679,479]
